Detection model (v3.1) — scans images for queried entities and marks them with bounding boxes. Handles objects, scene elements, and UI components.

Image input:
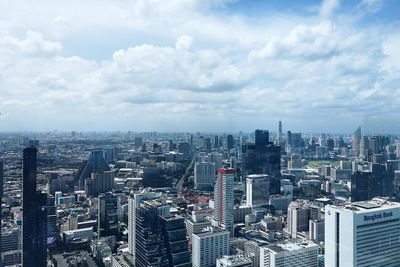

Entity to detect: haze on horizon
[0,0,399,133]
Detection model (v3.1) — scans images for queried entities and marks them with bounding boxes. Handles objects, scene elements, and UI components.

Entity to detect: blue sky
[0,0,399,133]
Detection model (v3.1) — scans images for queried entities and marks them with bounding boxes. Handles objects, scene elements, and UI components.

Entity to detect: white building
[216,255,252,267]
[260,240,319,267]
[127,191,158,259]
[194,162,216,189]
[192,227,230,267]
[325,198,400,267]
[62,227,93,244]
[213,168,234,235]
[309,219,324,243]
[246,174,271,207]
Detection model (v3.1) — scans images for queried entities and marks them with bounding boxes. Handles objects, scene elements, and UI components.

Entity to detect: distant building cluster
[0,124,400,266]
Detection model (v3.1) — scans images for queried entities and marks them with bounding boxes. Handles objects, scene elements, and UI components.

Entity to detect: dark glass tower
[98,192,118,238]
[242,129,281,192]
[0,161,3,267]
[227,134,234,150]
[22,147,47,267]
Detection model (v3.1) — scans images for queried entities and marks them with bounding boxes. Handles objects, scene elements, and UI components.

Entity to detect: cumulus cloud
[0,0,398,132]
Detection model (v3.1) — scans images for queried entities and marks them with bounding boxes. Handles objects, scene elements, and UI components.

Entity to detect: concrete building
[260,240,319,267]
[192,227,230,267]
[216,255,252,267]
[246,174,272,207]
[127,191,158,259]
[325,198,400,266]
[213,168,234,235]
[309,219,324,243]
[194,162,216,190]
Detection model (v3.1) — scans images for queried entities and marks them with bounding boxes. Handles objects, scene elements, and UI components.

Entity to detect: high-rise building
[75,150,111,189]
[192,227,230,267]
[244,241,260,267]
[242,129,281,185]
[135,200,171,267]
[213,168,234,234]
[204,138,212,153]
[22,146,47,267]
[308,219,324,243]
[98,192,118,238]
[351,163,394,202]
[160,215,191,267]
[194,162,216,190]
[47,195,57,243]
[227,135,235,151]
[260,240,319,267]
[352,126,362,156]
[325,198,400,266]
[128,191,157,259]
[0,161,3,267]
[215,136,220,148]
[85,171,114,197]
[287,200,320,238]
[216,255,252,267]
[246,174,274,207]
[135,137,143,148]
[277,121,282,147]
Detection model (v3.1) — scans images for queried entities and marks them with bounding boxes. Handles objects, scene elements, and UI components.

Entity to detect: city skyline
[0,0,399,132]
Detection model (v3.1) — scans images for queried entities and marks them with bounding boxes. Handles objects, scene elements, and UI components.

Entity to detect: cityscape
[1,0,400,266]
[1,127,400,266]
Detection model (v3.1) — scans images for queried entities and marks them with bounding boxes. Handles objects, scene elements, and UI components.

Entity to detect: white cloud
[319,0,341,19]
[0,0,398,132]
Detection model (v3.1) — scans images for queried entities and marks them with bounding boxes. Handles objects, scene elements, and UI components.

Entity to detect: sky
[0,0,399,133]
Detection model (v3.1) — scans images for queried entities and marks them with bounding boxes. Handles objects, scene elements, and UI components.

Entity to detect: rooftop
[328,197,400,213]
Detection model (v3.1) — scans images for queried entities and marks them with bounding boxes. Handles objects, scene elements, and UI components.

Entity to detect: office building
[214,168,234,234]
[0,161,3,267]
[134,199,171,267]
[85,171,114,197]
[22,146,48,267]
[277,121,282,147]
[287,200,320,238]
[194,162,216,190]
[160,215,191,267]
[246,174,273,207]
[242,130,281,186]
[135,137,143,147]
[192,227,230,267]
[98,192,118,238]
[75,150,111,189]
[325,198,400,266]
[216,255,252,267]
[127,192,158,259]
[351,163,394,202]
[227,135,235,150]
[186,212,211,246]
[309,219,324,243]
[47,195,57,242]
[260,240,319,267]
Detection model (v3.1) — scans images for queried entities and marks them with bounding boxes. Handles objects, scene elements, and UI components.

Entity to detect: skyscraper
[135,200,171,267]
[22,147,47,267]
[213,168,234,235]
[242,129,281,187]
[352,126,361,156]
[128,191,157,260]
[325,198,400,266]
[98,192,118,238]
[0,161,3,267]
[277,121,282,147]
[227,134,234,150]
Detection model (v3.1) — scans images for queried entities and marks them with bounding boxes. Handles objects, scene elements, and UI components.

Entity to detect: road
[176,155,196,190]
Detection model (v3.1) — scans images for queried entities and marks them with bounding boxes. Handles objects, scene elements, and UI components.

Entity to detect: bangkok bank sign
[364,211,393,221]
